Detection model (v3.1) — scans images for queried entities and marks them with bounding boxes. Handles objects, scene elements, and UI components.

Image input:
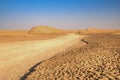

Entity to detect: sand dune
[0,34,85,80]
[29,26,65,33]
[28,26,80,34]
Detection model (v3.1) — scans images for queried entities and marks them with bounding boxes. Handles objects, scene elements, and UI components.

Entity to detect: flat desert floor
[0,33,65,43]
[26,34,120,80]
[0,33,85,80]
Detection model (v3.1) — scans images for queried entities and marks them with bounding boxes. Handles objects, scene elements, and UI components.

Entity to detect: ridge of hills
[29,26,120,34]
[0,26,120,34]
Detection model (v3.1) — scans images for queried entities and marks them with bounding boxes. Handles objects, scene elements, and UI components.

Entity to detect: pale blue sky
[0,0,120,30]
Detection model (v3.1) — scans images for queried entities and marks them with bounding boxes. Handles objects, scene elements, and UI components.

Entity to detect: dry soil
[0,34,85,80]
[26,34,120,80]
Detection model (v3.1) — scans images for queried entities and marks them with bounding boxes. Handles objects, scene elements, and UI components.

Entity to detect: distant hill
[79,28,120,34]
[28,26,120,34]
[28,26,65,34]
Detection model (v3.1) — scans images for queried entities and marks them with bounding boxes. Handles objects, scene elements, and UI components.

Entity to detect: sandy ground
[26,34,120,80]
[0,33,65,43]
[0,34,85,80]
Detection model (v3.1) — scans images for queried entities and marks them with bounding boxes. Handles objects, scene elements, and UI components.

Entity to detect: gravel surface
[26,34,120,80]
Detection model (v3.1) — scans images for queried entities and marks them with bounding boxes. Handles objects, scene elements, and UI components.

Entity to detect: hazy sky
[0,0,120,30]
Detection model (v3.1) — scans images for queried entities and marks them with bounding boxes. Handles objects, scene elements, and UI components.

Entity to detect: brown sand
[79,28,120,34]
[0,30,28,35]
[111,31,120,35]
[0,33,65,43]
[0,34,85,80]
[26,34,120,80]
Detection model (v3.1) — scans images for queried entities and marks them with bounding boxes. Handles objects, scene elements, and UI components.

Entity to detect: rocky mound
[26,34,120,80]
[28,26,64,34]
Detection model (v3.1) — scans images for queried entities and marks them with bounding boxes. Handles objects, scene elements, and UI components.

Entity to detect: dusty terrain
[0,33,65,43]
[0,26,67,43]
[0,34,85,80]
[79,28,120,34]
[26,34,120,80]
[0,26,120,80]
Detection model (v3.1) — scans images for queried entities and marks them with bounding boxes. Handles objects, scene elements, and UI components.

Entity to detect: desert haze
[0,26,120,80]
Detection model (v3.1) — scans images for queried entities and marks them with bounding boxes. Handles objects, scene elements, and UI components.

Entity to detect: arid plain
[0,26,120,80]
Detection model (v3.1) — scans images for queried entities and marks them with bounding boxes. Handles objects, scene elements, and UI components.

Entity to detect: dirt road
[0,34,85,80]
[26,34,120,80]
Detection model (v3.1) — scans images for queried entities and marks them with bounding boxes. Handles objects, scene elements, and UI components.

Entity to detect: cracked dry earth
[26,34,120,80]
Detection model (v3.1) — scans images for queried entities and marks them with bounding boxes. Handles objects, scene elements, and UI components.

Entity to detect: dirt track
[0,34,85,80]
[26,34,120,80]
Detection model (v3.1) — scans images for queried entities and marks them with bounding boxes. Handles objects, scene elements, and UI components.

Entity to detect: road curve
[0,34,85,80]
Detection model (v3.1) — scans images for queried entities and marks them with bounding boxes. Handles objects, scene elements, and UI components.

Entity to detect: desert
[0,26,86,80]
[0,26,120,80]
[26,33,120,80]
[0,0,120,80]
